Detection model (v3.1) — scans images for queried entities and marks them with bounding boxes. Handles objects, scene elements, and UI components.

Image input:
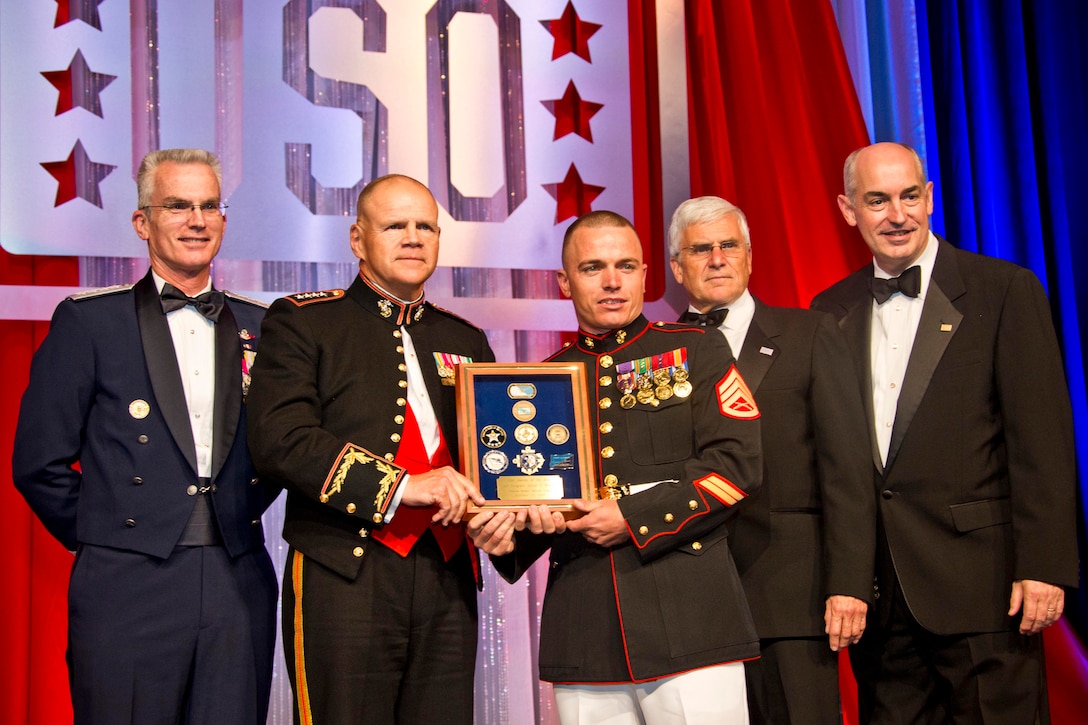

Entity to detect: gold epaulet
[67,284,134,301]
[224,290,269,308]
[285,289,346,307]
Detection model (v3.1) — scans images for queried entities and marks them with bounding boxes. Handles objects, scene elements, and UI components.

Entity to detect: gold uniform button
[398,363,407,372]
[319,494,330,503]
[186,485,198,496]
[372,513,383,524]
[664,513,674,523]
[346,503,357,514]
[384,453,395,461]
[600,355,614,368]
[599,421,613,434]
[638,525,649,535]
[398,380,408,388]
[391,433,401,443]
[394,415,405,425]
[359,528,369,538]
[396,345,405,353]
[599,398,612,410]
[393,330,402,338]
[691,541,703,551]
[688,500,698,510]
[599,375,612,387]
[601,446,615,458]
[396,397,407,407]
[604,474,618,486]
[353,546,365,558]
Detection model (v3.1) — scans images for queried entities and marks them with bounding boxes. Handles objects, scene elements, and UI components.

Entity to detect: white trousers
[553,662,749,724]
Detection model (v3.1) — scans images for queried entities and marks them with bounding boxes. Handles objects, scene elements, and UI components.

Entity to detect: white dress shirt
[869,231,938,465]
[684,287,755,360]
[153,272,216,478]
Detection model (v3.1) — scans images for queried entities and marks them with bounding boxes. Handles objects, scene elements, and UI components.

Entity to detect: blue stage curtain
[917,0,1088,618]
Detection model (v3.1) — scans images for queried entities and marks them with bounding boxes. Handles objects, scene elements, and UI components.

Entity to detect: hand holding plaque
[456,363,598,517]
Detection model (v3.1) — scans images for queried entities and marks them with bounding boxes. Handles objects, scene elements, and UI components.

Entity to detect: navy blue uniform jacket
[13,272,276,559]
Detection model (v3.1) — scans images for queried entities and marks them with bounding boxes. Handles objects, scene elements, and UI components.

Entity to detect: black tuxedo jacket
[725,298,874,639]
[13,271,275,559]
[811,238,1078,635]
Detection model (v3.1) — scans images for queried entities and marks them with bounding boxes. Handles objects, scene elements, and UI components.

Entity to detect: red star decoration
[41,50,116,117]
[540,1,601,62]
[40,139,117,208]
[542,81,604,142]
[54,0,107,30]
[543,164,605,223]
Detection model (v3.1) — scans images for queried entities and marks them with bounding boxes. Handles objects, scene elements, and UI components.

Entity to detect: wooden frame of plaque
[457,362,598,517]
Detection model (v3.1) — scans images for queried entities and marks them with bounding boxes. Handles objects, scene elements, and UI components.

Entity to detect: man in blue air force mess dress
[12,149,279,724]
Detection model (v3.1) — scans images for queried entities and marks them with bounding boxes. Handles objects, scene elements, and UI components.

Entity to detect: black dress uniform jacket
[494,315,763,683]
[246,274,494,580]
[811,237,1078,635]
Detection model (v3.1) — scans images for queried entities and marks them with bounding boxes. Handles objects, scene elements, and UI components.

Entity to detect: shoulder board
[651,320,705,332]
[67,284,134,302]
[285,289,345,307]
[223,290,269,308]
[429,303,484,331]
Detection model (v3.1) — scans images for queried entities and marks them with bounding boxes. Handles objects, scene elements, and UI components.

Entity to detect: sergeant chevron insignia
[716,365,760,419]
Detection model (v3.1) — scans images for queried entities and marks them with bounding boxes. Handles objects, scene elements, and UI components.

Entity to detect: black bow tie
[871,266,922,304]
[678,308,728,327]
[160,284,225,322]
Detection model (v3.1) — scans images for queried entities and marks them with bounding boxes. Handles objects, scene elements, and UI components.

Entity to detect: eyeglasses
[143,202,228,217]
[680,241,747,259]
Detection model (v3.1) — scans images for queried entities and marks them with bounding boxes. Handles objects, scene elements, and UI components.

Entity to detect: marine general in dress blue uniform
[12,149,279,724]
[247,174,493,724]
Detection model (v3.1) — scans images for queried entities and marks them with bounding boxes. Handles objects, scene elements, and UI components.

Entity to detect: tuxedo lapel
[211,300,243,479]
[736,301,777,394]
[835,279,883,473]
[886,243,965,470]
[134,273,199,474]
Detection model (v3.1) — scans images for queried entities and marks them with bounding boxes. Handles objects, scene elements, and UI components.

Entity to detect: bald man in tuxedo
[812,142,1078,723]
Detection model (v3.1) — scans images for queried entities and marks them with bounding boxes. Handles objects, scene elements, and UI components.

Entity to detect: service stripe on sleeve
[695,473,747,507]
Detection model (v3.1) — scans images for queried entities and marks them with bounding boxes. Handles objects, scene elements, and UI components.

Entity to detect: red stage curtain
[684,0,872,308]
[1,249,77,723]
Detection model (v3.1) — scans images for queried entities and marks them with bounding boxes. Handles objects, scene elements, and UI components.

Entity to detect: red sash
[371,403,466,562]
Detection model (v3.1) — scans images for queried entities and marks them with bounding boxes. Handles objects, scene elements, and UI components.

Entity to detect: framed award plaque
[456,362,598,516]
